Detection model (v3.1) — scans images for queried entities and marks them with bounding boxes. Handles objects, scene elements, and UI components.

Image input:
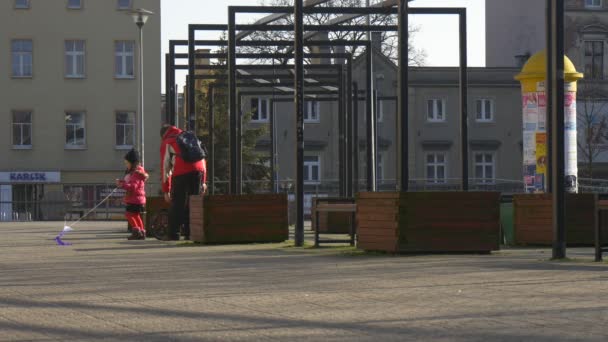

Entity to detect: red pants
[126,212,144,232]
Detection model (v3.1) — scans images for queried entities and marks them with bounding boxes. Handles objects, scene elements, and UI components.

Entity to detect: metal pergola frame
[196,60,349,196]
[165,0,571,257]
[181,24,380,196]
[164,3,468,247]
[224,3,468,246]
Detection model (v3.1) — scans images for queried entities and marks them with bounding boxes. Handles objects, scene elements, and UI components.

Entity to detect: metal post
[228,8,238,195]
[208,85,215,195]
[167,41,180,127]
[270,100,276,193]
[188,26,195,131]
[373,89,378,188]
[346,56,353,197]
[338,66,345,197]
[353,82,360,194]
[165,53,171,124]
[459,9,468,191]
[137,23,145,167]
[366,45,376,191]
[595,194,602,262]
[548,0,566,259]
[237,93,243,194]
[294,0,305,247]
[398,0,409,192]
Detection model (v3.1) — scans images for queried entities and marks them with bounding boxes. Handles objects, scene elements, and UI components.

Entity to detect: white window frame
[251,98,269,122]
[65,40,86,78]
[115,111,135,149]
[427,98,446,122]
[585,0,602,8]
[114,41,135,79]
[377,100,384,123]
[67,0,82,9]
[65,112,86,149]
[476,98,495,122]
[15,0,29,9]
[425,152,447,184]
[304,155,321,184]
[304,101,320,123]
[12,111,32,149]
[584,40,605,80]
[117,0,132,10]
[11,39,33,78]
[474,152,496,184]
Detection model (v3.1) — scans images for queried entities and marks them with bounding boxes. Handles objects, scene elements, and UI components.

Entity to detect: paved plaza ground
[0,221,607,341]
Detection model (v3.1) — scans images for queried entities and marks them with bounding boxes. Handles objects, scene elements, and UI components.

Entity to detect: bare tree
[577,84,608,178]
[241,0,426,66]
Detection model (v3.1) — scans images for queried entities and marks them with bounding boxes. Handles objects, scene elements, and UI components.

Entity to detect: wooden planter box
[190,194,289,244]
[514,193,608,245]
[311,197,354,233]
[357,192,501,253]
[145,196,170,236]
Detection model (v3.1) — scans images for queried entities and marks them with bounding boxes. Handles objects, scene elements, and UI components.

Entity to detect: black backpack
[176,131,206,163]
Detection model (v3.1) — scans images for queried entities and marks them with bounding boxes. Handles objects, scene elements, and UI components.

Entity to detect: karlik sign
[0,172,61,183]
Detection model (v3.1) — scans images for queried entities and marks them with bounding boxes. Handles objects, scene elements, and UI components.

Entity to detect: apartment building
[0,0,161,220]
[236,48,522,199]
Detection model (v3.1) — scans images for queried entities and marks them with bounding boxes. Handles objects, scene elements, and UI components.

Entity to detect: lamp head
[128,8,154,27]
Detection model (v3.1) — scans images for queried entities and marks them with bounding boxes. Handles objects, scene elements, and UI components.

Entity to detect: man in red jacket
[160,125,207,241]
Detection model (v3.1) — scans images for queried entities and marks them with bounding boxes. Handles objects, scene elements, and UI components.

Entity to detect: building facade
[0,0,161,220]
[487,0,608,179]
[235,49,523,202]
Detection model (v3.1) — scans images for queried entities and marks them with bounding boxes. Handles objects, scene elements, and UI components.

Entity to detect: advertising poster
[523,93,538,132]
[524,164,537,193]
[565,91,578,192]
[535,133,547,175]
[537,93,546,132]
[523,132,536,165]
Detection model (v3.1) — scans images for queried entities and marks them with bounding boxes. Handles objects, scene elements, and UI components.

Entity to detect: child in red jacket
[116,149,149,240]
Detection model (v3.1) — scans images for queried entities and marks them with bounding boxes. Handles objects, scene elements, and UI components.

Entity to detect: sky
[160,0,485,92]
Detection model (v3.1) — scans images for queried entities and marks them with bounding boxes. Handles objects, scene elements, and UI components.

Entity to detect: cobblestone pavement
[0,221,607,341]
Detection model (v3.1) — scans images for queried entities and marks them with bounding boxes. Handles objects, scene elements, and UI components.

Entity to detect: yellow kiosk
[515,50,583,193]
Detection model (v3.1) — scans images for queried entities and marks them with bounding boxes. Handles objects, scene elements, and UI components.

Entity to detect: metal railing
[2,178,608,222]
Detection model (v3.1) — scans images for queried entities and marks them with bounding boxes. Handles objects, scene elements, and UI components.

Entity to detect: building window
[585,0,602,8]
[67,0,82,9]
[11,40,33,78]
[12,111,32,148]
[427,98,446,122]
[65,40,85,78]
[377,100,384,123]
[476,99,494,122]
[474,152,495,184]
[304,101,320,123]
[377,153,384,181]
[251,98,269,122]
[426,153,446,183]
[117,0,132,10]
[585,41,604,80]
[15,0,29,9]
[65,112,86,148]
[304,156,321,184]
[115,41,135,78]
[116,112,135,148]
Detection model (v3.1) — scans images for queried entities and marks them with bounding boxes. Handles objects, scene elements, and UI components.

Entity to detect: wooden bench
[595,196,608,262]
[314,203,356,247]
